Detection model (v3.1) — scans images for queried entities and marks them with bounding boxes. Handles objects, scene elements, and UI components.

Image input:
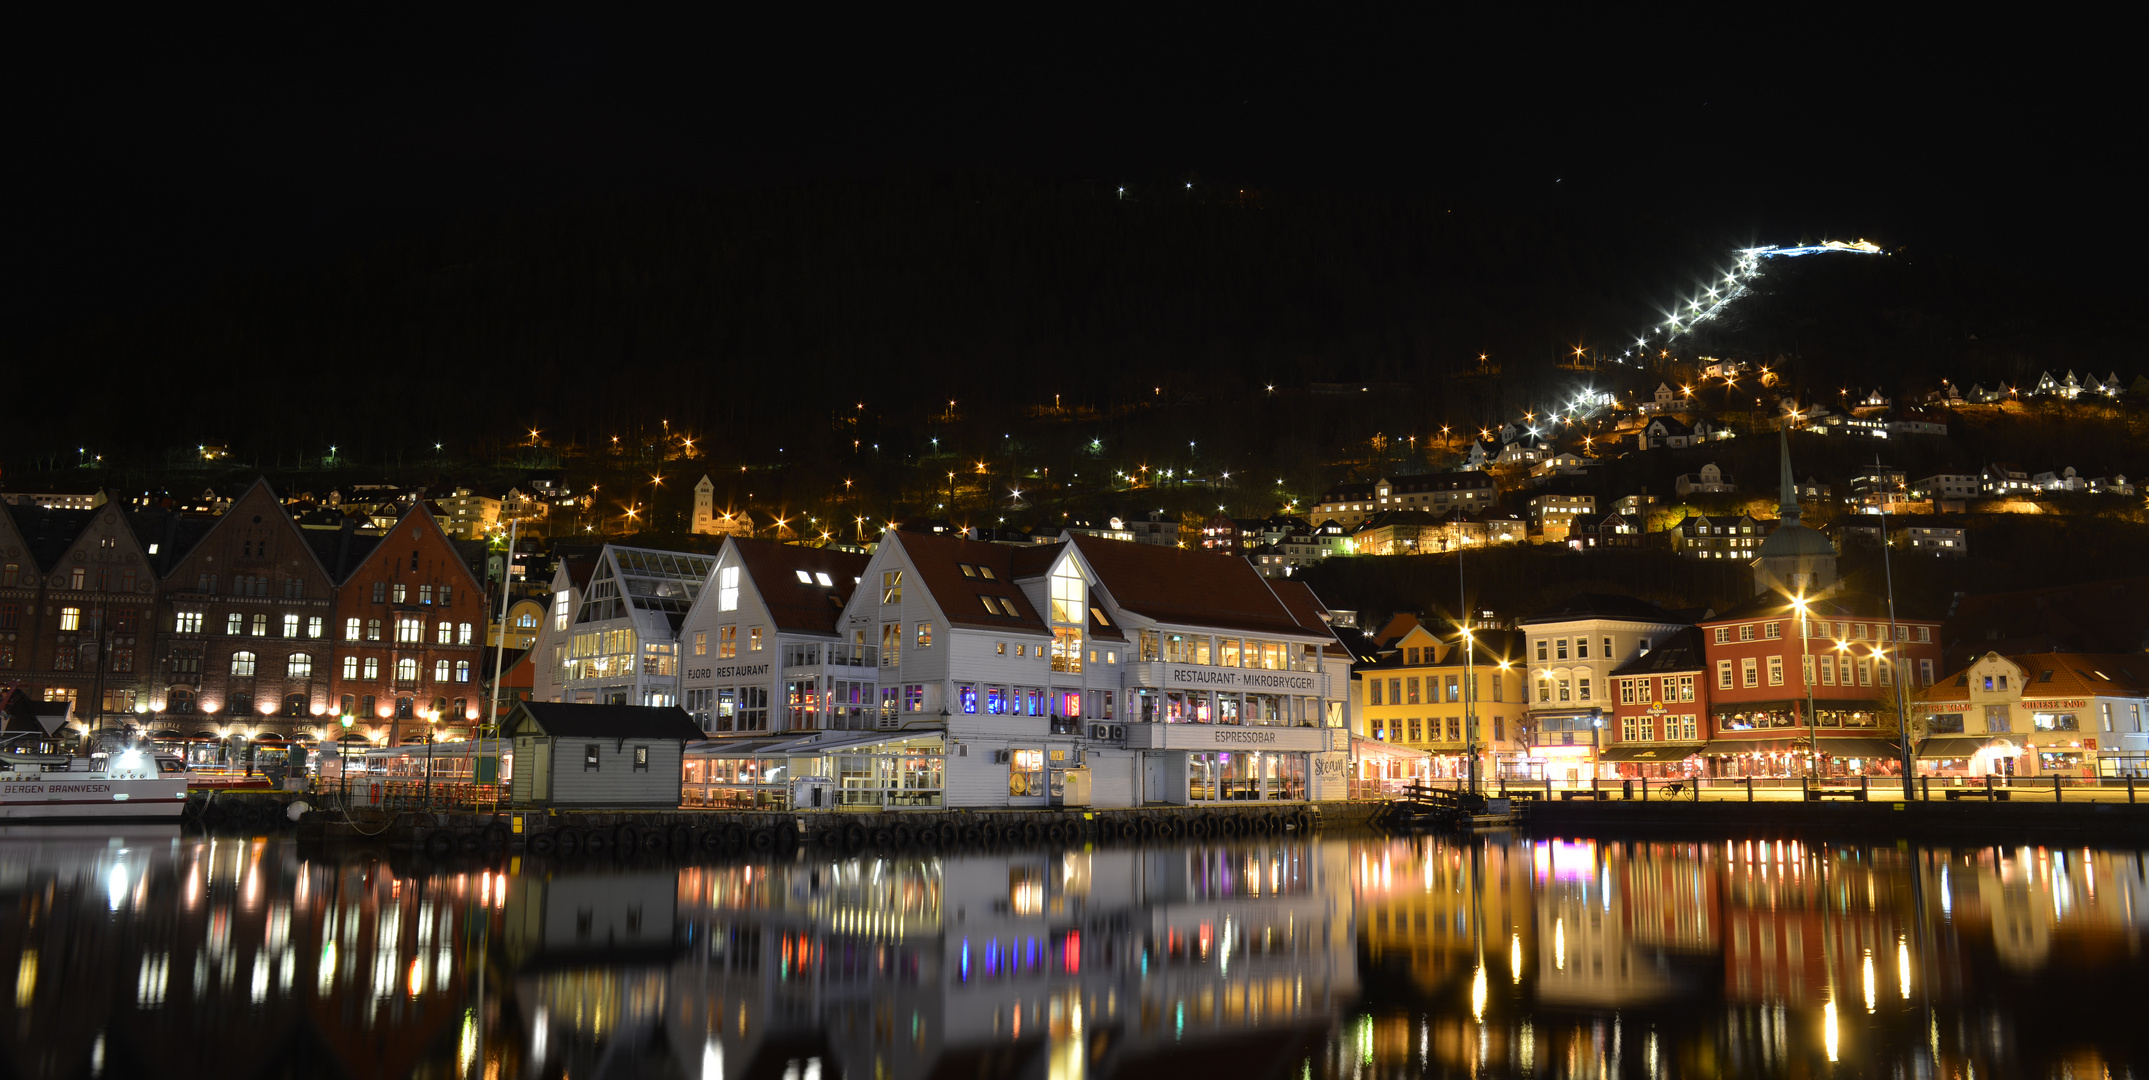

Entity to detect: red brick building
[1699,595,1944,777]
[328,504,488,746]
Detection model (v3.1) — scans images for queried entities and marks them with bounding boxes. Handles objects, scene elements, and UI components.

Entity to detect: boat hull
[0,779,190,821]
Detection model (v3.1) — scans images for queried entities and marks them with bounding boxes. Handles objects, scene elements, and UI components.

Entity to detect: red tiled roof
[730,537,871,636]
[1066,533,1315,637]
[887,531,1051,634]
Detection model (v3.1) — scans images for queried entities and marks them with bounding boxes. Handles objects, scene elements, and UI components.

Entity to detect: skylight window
[960,564,977,577]
[796,570,813,583]
[815,572,833,587]
[978,566,996,580]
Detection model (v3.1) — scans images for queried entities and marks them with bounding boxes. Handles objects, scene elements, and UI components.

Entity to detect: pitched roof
[730,537,871,636]
[1066,533,1317,637]
[5,503,94,572]
[508,701,703,740]
[887,530,1051,634]
[1609,626,1709,676]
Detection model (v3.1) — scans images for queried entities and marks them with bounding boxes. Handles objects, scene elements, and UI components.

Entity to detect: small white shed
[504,702,702,810]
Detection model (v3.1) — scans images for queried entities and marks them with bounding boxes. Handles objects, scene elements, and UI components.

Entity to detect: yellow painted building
[1353,623,1529,781]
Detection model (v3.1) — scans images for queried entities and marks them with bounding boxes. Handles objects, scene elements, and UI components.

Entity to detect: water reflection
[5,825,2149,1078]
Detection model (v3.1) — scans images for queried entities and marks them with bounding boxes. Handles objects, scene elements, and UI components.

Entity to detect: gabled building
[1635,416,1697,451]
[529,556,595,706]
[154,478,341,744]
[326,503,489,745]
[817,531,1350,809]
[1913,652,2149,778]
[555,545,718,708]
[1567,512,1649,552]
[1983,462,2032,496]
[0,497,163,733]
[675,537,869,736]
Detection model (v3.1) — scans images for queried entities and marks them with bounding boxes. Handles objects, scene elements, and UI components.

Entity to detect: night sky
[14,12,2136,333]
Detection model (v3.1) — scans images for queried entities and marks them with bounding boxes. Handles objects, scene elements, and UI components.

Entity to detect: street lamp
[338,712,354,803]
[1791,592,1821,781]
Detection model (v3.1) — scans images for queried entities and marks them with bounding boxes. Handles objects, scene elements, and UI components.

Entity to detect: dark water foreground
[4,823,2147,1079]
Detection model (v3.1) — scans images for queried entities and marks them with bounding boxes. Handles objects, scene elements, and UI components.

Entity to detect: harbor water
[4,824,2148,1078]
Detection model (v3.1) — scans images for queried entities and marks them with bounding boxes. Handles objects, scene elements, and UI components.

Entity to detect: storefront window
[1009,749,1044,797]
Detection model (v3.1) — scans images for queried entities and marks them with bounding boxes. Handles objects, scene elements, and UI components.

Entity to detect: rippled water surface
[5,824,2148,1078]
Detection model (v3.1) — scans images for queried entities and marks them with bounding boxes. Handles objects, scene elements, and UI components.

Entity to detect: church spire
[1777,425,1801,525]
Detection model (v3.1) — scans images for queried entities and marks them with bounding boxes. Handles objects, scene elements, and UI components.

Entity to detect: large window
[231,651,257,677]
[283,614,301,638]
[59,607,82,631]
[175,610,203,634]
[554,592,571,630]
[396,617,423,644]
[396,657,418,683]
[1049,564,1085,624]
[251,614,269,637]
[363,657,380,680]
[287,653,312,678]
[1051,628,1082,673]
[718,566,740,611]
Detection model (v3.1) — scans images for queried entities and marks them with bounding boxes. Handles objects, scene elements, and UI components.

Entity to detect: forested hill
[9,176,2138,471]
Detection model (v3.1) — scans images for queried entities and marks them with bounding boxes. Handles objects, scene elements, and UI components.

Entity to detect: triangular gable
[162,477,339,589]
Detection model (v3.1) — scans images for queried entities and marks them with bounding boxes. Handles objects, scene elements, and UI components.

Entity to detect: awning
[1917,736,2018,760]
[1598,744,1705,763]
[784,732,943,757]
[686,737,797,759]
[1702,738,1804,755]
[1817,737,1899,759]
[1350,734,1430,761]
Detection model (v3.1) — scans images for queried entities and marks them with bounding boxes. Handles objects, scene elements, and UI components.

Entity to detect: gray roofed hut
[504,702,702,810]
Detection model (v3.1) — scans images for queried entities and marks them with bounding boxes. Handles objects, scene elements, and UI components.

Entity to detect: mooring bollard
[2129,774,2137,804]
[1921,776,1930,801]
[1861,774,1870,799]
[1642,777,1649,803]
[1746,775,1754,803]
[2055,775,2063,803]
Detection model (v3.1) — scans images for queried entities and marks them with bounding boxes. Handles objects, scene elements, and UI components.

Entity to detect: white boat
[0,748,191,821]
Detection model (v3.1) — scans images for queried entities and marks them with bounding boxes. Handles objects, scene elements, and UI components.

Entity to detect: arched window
[436,621,453,644]
[282,693,307,717]
[231,651,257,677]
[251,613,269,636]
[457,622,474,645]
[395,657,418,682]
[167,688,195,714]
[287,653,313,679]
[455,660,471,683]
[229,690,254,715]
[364,657,380,680]
[434,659,450,682]
[396,697,414,719]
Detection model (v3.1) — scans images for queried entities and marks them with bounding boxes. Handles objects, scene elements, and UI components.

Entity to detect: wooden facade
[504,701,701,809]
